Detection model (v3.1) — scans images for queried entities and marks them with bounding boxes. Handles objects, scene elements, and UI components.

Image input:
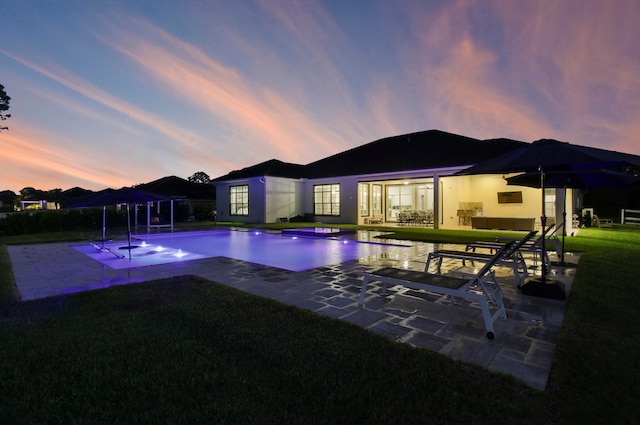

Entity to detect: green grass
[1,225,639,424]
[0,276,547,424]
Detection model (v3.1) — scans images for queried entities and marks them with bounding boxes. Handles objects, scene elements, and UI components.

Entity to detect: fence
[621,209,640,225]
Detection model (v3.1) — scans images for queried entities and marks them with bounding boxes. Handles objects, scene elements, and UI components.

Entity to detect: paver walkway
[7,231,577,390]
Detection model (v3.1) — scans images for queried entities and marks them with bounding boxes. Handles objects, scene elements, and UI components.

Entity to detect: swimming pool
[73,229,403,271]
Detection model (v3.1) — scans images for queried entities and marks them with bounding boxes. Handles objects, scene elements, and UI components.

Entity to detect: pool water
[74,230,400,271]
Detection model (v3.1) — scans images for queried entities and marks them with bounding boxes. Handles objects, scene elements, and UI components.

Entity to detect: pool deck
[7,231,577,391]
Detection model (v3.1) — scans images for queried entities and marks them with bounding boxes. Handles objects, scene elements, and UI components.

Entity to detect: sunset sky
[1,0,639,193]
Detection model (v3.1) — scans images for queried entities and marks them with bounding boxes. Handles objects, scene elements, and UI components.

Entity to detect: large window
[387,185,413,220]
[230,185,249,216]
[386,182,434,221]
[314,184,340,216]
[359,183,369,216]
[372,184,383,216]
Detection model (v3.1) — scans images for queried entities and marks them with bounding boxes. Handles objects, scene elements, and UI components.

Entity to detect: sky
[1,0,639,193]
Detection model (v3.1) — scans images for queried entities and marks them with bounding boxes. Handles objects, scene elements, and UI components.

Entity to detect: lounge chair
[496,223,561,266]
[468,224,560,268]
[427,231,537,286]
[358,242,515,339]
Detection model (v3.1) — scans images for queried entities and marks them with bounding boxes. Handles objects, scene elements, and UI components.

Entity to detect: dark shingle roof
[212,130,527,181]
[304,130,527,178]
[211,159,307,181]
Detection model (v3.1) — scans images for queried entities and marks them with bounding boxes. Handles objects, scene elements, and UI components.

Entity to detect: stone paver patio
[7,230,577,390]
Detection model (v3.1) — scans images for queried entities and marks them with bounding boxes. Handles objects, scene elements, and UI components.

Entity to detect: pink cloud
[0,129,134,190]
[394,0,640,153]
[485,0,640,151]
[1,50,237,172]
[101,15,357,164]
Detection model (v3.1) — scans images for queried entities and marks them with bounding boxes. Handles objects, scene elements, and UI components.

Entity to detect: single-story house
[212,130,579,233]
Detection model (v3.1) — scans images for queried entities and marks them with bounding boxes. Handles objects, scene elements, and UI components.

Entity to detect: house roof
[136,175,215,199]
[304,130,527,178]
[211,159,307,181]
[212,130,528,181]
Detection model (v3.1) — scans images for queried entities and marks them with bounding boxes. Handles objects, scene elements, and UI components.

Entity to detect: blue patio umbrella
[457,138,640,299]
[65,188,171,259]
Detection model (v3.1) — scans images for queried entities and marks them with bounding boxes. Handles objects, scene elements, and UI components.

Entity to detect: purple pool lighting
[135,229,397,271]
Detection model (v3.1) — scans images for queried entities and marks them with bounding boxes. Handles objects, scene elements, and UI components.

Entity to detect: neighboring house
[212,129,577,231]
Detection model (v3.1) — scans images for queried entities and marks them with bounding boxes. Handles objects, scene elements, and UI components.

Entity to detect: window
[386,185,413,220]
[372,184,383,216]
[230,185,249,216]
[359,183,369,216]
[314,184,340,216]
[544,188,556,218]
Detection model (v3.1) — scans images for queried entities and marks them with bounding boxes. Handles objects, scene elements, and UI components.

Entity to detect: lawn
[1,225,639,424]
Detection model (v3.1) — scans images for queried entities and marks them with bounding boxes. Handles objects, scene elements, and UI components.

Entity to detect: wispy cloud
[1,50,236,171]
[1,0,638,193]
[100,11,360,164]
[395,0,640,152]
[0,128,135,190]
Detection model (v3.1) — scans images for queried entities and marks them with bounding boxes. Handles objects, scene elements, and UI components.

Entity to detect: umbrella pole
[561,186,567,264]
[126,204,132,260]
[102,205,107,242]
[540,166,547,283]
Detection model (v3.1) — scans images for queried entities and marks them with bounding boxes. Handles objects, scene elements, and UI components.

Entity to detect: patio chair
[468,224,559,268]
[494,223,561,266]
[359,242,515,339]
[427,231,537,286]
[398,212,410,225]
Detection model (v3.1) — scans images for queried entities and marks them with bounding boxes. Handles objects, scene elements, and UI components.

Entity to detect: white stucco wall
[215,176,304,223]
[213,178,265,223]
[265,177,303,222]
[302,176,360,224]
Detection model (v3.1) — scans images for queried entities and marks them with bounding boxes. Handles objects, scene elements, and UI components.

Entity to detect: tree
[0,84,10,132]
[20,187,45,200]
[188,171,211,184]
